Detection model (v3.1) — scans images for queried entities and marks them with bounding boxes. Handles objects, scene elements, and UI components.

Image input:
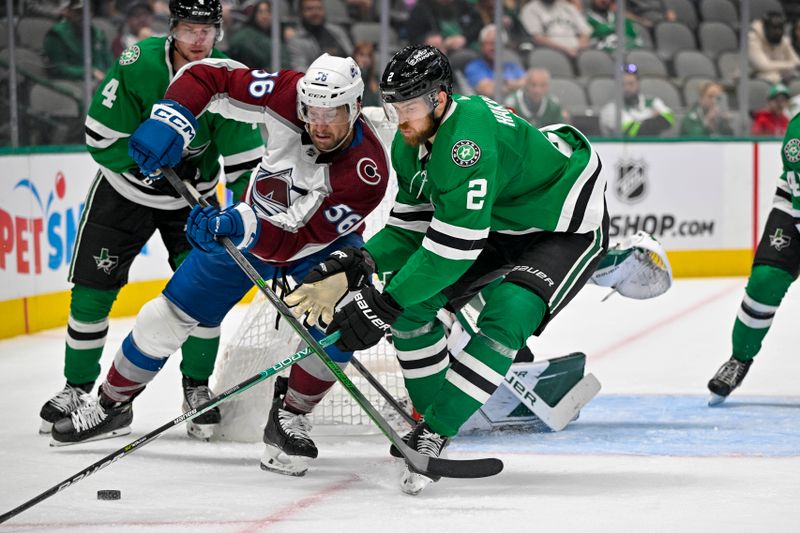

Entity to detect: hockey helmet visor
[171,23,222,45]
[381,89,439,124]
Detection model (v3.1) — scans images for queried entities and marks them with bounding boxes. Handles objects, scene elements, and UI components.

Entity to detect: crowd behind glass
[2,0,800,146]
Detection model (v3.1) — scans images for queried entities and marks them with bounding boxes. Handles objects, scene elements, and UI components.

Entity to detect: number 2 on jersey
[467,178,487,210]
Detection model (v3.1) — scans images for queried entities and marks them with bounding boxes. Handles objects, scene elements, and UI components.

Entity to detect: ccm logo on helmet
[356,158,381,186]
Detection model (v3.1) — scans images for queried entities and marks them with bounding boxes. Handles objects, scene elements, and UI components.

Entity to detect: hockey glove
[128,99,198,177]
[186,203,260,254]
[328,286,402,352]
[285,247,376,327]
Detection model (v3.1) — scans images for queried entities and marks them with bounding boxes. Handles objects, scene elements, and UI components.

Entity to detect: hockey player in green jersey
[708,113,800,405]
[292,45,610,494]
[38,0,264,440]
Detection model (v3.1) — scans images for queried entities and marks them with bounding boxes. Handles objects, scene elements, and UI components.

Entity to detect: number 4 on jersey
[101,79,119,109]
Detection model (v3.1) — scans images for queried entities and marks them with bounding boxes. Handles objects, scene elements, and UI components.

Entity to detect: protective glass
[172,25,221,45]
[381,91,437,124]
[299,104,350,125]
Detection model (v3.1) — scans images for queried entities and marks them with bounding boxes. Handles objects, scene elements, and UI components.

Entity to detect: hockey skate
[50,393,133,446]
[182,376,221,441]
[400,421,450,496]
[708,356,753,406]
[39,381,94,434]
[260,377,318,477]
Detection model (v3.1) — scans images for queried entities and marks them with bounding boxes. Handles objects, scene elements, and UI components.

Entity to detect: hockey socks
[179,326,221,381]
[283,327,351,413]
[731,264,793,361]
[64,285,119,384]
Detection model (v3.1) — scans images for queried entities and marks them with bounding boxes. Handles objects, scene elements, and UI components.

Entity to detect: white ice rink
[1,278,798,532]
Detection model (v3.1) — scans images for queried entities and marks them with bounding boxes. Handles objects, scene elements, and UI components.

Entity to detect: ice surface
[1,278,798,532]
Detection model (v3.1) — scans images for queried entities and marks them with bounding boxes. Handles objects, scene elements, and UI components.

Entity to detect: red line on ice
[591,282,742,360]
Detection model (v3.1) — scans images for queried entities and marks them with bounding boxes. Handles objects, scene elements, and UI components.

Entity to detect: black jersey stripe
[224,158,261,173]
[740,301,775,320]
[566,158,603,234]
[389,208,434,223]
[396,347,449,371]
[84,125,106,142]
[775,186,792,202]
[426,226,487,252]
[449,359,497,396]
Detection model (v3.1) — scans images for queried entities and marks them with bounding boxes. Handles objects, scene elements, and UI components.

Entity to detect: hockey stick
[162,168,502,480]
[0,336,336,525]
[503,371,601,432]
[349,355,416,427]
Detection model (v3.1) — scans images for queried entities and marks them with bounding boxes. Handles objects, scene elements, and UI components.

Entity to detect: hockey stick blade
[0,338,334,524]
[161,168,504,481]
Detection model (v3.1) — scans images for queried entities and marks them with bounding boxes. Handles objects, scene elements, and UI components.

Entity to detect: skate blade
[186,421,215,441]
[400,468,435,496]
[39,420,53,435]
[49,426,131,447]
[708,393,727,407]
[259,444,310,477]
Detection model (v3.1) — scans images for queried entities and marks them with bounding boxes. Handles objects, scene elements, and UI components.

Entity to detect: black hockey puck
[97,489,121,500]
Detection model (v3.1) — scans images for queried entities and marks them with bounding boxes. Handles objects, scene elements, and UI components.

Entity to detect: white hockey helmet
[297,54,364,128]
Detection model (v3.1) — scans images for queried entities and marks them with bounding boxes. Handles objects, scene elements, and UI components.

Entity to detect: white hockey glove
[590,231,673,300]
[285,247,376,326]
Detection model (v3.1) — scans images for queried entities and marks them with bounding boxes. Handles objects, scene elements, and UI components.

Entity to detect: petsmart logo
[0,172,82,274]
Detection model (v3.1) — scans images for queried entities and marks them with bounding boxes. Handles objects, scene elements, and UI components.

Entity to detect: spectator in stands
[599,63,674,137]
[586,0,641,53]
[624,0,676,29]
[474,0,529,51]
[346,0,374,22]
[405,0,482,54]
[287,0,352,71]
[680,82,733,137]
[792,18,800,59]
[749,11,800,84]
[504,67,567,127]
[227,0,290,69]
[43,0,114,82]
[353,41,380,106]
[112,2,156,57]
[464,24,526,98]
[23,0,66,19]
[752,83,791,136]
[519,0,591,59]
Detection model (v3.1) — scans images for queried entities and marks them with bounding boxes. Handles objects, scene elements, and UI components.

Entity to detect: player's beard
[399,114,437,146]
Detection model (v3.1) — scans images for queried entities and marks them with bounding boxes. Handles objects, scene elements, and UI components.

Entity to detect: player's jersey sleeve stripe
[85,116,129,149]
[422,218,488,261]
[387,202,434,233]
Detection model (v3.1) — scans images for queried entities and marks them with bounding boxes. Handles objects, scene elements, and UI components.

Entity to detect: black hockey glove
[328,286,402,352]
[304,247,376,290]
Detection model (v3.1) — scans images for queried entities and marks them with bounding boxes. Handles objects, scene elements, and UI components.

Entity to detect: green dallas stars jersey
[84,36,264,209]
[779,113,800,217]
[364,94,605,308]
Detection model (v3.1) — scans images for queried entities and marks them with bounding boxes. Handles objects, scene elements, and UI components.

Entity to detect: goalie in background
[49,53,390,479]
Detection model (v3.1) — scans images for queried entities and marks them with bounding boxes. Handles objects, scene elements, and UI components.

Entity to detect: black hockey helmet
[379,45,453,104]
[169,0,223,27]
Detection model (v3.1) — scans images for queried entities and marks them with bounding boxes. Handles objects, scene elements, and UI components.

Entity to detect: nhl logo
[614,159,648,204]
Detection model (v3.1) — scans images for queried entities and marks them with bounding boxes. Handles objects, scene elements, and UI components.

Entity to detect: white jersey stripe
[429,217,490,241]
[422,237,483,260]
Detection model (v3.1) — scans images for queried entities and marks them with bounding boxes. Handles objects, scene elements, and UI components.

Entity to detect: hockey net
[212,109,407,442]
